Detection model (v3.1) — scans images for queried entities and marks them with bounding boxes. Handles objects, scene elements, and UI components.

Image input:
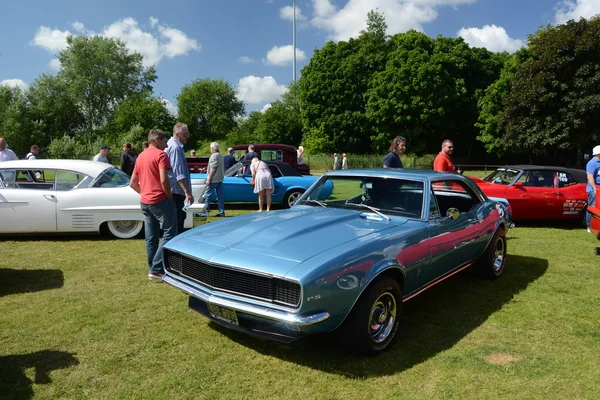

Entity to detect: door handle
[44,194,56,200]
[466,218,479,226]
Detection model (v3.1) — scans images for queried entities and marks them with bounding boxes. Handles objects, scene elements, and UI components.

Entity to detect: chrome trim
[163,274,329,326]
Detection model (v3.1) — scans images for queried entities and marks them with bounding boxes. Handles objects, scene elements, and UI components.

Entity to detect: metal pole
[293,0,297,81]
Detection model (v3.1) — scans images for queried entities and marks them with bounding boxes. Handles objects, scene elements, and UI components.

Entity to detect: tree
[107,94,176,143]
[256,101,303,144]
[177,78,245,144]
[499,17,600,166]
[58,35,157,136]
[299,10,390,154]
[227,111,262,145]
[0,85,42,157]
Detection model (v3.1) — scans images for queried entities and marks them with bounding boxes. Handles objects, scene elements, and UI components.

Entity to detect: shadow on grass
[0,350,79,400]
[210,254,547,378]
[0,269,63,297]
[512,219,584,230]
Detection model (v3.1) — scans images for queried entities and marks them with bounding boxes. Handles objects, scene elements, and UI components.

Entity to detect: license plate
[207,303,239,326]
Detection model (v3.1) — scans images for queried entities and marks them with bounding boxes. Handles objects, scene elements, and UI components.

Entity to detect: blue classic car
[162,169,510,355]
[192,160,332,208]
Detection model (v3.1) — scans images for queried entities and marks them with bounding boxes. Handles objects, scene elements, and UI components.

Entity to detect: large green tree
[498,17,600,165]
[57,35,157,136]
[299,10,390,154]
[177,78,245,144]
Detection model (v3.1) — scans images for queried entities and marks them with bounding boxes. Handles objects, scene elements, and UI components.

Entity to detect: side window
[523,171,554,188]
[556,171,576,188]
[261,150,283,161]
[432,180,481,215]
[56,171,86,191]
[269,165,282,178]
[428,193,440,219]
[0,169,16,188]
[9,169,53,190]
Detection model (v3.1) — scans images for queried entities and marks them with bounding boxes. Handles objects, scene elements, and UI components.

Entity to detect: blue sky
[1,0,599,113]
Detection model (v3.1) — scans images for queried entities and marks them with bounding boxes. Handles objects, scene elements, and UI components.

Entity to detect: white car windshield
[92,167,130,188]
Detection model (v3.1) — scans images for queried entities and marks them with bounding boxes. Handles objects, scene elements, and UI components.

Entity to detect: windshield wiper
[344,202,390,221]
[303,199,327,207]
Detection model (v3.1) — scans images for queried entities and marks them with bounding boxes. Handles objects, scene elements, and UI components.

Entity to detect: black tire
[474,227,506,280]
[283,189,304,208]
[340,276,402,356]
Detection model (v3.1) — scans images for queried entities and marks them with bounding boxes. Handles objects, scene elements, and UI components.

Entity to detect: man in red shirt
[130,129,177,280]
[433,139,455,172]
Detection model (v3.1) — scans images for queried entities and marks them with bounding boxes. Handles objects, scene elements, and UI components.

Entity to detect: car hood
[167,207,406,277]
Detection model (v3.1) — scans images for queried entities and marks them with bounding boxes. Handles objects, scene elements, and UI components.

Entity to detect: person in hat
[586,145,600,233]
[93,145,111,163]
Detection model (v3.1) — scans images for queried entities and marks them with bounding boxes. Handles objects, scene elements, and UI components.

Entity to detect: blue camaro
[191,160,333,208]
[162,169,510,355]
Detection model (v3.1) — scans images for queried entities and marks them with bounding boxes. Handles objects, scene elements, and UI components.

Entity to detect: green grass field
[2,203,599,399]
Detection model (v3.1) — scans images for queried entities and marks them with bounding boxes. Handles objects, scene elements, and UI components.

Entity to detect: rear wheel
[106,220,144,239]
[340,277,402,356]
[474,227,506,279]
[284,189,304,208]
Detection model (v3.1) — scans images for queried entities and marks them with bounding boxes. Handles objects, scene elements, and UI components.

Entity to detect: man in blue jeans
[130,129,177,280]
[166,122,194,234]
[201,142,225,217]
[586,145,600,233]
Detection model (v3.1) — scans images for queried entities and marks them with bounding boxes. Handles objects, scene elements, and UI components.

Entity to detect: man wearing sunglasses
[433,139,456,173]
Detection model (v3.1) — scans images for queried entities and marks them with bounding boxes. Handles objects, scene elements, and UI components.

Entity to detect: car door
[53,170,97,232]
[506,170,558,219]
[555,171,586,219]
[425,179,482,283]
[0,168,57,233]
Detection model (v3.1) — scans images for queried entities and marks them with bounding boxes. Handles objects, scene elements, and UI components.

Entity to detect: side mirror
[514,181,523,187]
[445,207,460,220]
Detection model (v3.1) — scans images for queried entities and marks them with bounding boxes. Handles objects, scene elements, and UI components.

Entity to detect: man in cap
[93,145,111,163]
[586,145,600,233]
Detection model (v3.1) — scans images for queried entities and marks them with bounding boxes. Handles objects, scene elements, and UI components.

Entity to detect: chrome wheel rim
[369,292,397,343]
[288,192,302,207]
[493,237,505,272]
[113,220,139,233]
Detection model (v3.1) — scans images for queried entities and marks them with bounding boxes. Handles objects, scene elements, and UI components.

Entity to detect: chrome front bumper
[163,274,330,326]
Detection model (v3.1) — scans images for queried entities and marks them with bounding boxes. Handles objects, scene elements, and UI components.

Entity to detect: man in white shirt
[93,145,111,163]
[0,138,18,162]
[26,145,40,160]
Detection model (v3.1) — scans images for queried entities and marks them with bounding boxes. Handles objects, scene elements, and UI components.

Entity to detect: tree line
[1,12,599,166]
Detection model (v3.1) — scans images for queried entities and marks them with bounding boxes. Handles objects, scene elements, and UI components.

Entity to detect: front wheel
[283,189,304,208]
[474,227,506,279]
[106,220,144,239]
[340,277,402,356]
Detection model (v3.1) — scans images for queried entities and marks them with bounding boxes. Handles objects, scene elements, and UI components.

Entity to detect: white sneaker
[587,228,592,234]
[196,211,209,217]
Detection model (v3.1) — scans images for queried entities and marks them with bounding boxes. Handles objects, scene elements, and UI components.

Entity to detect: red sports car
[589,205,600,240]
[470,165,588,225]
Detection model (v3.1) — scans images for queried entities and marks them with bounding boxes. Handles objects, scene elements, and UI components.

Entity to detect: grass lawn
[1,205,599,399]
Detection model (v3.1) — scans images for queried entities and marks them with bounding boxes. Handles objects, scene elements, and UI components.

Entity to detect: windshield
[484,168,521,185]
[297,175,424,219]
[225,162,244,177]
[92,167,130,188]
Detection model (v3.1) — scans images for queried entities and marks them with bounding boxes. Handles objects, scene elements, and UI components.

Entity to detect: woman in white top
[250,157,273,212]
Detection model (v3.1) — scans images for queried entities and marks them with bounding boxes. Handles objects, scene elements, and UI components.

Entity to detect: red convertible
[470,165,588,225]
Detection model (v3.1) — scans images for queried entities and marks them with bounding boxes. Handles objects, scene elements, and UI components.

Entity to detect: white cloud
[71,21,87,33]
[31,17,199,67]
[1,79,28,90]
[280,5,307,21]
[237,76,288,104]
[261,103,273,113]
[49,58,61,70]
[555,0,600,24]
[161,98,178,116]
[264,45,307,66]
[458,25,524,53]
[238,56,255,64]
[310,0,476,42]
[31,26,71,53]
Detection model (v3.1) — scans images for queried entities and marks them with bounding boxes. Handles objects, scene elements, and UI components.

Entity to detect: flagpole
[293,0,297,81]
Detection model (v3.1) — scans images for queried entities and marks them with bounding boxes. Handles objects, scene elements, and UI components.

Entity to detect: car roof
[325,168,467,181]
[497,165,587,183]
[0,159,112,177]
[232,144,296,152]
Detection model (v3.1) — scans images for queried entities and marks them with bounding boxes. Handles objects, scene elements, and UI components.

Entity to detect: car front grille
[164,249,301,307]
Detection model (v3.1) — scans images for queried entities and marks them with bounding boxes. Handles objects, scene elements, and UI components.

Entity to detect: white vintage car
[0,160,206,239]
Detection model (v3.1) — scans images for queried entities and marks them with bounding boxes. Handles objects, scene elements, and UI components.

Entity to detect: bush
[47,135,103,160]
